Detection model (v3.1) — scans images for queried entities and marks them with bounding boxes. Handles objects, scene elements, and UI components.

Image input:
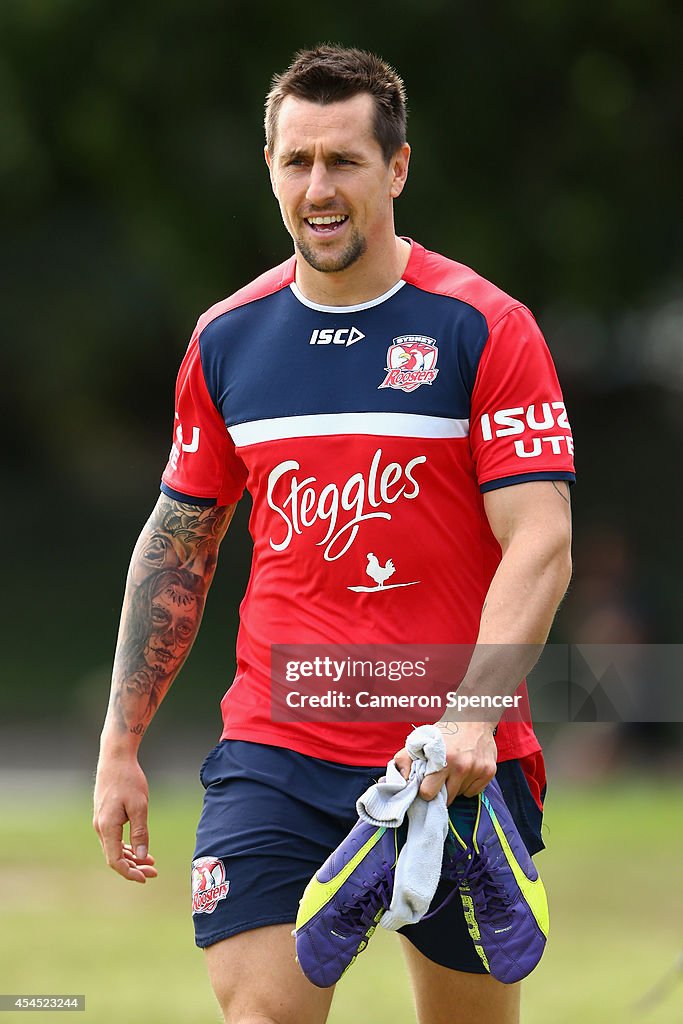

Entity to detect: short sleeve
[470,306,575,492]
[160,329,247,506]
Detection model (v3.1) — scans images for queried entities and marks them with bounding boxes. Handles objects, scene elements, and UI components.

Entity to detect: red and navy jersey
[161,240,575,765]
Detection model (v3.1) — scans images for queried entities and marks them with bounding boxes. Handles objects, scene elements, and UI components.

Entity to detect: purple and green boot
[294,818,401,988]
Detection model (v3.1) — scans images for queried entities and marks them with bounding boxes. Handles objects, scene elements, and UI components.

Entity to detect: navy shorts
[192,740,545,973]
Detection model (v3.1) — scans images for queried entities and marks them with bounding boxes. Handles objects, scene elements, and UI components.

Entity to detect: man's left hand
[393,722,497,804]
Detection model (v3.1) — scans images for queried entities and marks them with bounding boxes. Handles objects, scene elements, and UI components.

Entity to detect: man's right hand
[92,497,235,882]
[93,754,158,883]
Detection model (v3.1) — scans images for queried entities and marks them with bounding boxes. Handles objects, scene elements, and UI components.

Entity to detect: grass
[1,779,681,1022]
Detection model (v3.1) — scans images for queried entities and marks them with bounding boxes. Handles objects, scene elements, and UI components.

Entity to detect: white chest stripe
[229,412,469,447]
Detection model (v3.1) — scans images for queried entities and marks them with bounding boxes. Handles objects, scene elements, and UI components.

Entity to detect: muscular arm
[446,478,573,710]
[94,494,236,880]
[401,480,572,801]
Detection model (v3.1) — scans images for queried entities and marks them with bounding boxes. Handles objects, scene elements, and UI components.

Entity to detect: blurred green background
[1,0,681,1019]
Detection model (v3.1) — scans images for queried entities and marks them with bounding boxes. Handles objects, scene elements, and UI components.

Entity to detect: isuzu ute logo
[169,412,201,472]
[479,402,574,459]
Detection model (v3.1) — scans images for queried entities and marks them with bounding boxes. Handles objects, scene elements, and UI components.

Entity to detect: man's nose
[306,160,335,206]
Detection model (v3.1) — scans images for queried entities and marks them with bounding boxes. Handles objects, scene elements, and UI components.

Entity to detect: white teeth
[307,215,347,225]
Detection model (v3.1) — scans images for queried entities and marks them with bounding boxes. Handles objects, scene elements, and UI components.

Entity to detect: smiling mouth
[305,214,349,234]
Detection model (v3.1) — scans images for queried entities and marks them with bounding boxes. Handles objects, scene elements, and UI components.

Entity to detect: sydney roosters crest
[192,857,230,915]
[378,336,439,393]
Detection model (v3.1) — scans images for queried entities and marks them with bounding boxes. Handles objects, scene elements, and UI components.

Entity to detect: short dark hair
[265,44,407,164]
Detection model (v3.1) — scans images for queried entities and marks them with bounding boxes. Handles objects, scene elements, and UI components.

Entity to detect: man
[94,45,574,1024]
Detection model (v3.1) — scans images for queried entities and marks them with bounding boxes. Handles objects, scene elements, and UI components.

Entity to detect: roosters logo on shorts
[191,857,230,915]
[378,336,439,393]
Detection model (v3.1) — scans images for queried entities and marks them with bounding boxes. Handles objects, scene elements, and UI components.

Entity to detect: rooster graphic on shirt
[348,553,420,593]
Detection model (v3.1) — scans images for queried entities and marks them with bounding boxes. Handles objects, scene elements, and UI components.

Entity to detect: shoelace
[424,842,512,922]
[340,862,395,933]
[448,843,512,917]
[422,842,471,920]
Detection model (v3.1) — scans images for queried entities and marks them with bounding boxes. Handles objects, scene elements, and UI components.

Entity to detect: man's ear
[264,146,278,197]
[390,143,411,200]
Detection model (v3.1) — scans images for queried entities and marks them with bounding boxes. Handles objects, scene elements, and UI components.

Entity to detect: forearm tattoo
[111,496,235,737]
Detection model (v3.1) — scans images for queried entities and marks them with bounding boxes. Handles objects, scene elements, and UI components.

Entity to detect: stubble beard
[296,224,367,273]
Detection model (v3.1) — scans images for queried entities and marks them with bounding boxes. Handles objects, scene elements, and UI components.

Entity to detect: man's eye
[335,159,354,165]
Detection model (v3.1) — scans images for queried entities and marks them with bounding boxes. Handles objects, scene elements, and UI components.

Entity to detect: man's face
[143,582,199,673]
[266,93,409,274]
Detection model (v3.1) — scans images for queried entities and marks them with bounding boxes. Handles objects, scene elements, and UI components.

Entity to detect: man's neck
[294,236,412,307]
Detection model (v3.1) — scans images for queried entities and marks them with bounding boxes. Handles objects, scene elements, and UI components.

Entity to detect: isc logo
[309,327,365,347]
